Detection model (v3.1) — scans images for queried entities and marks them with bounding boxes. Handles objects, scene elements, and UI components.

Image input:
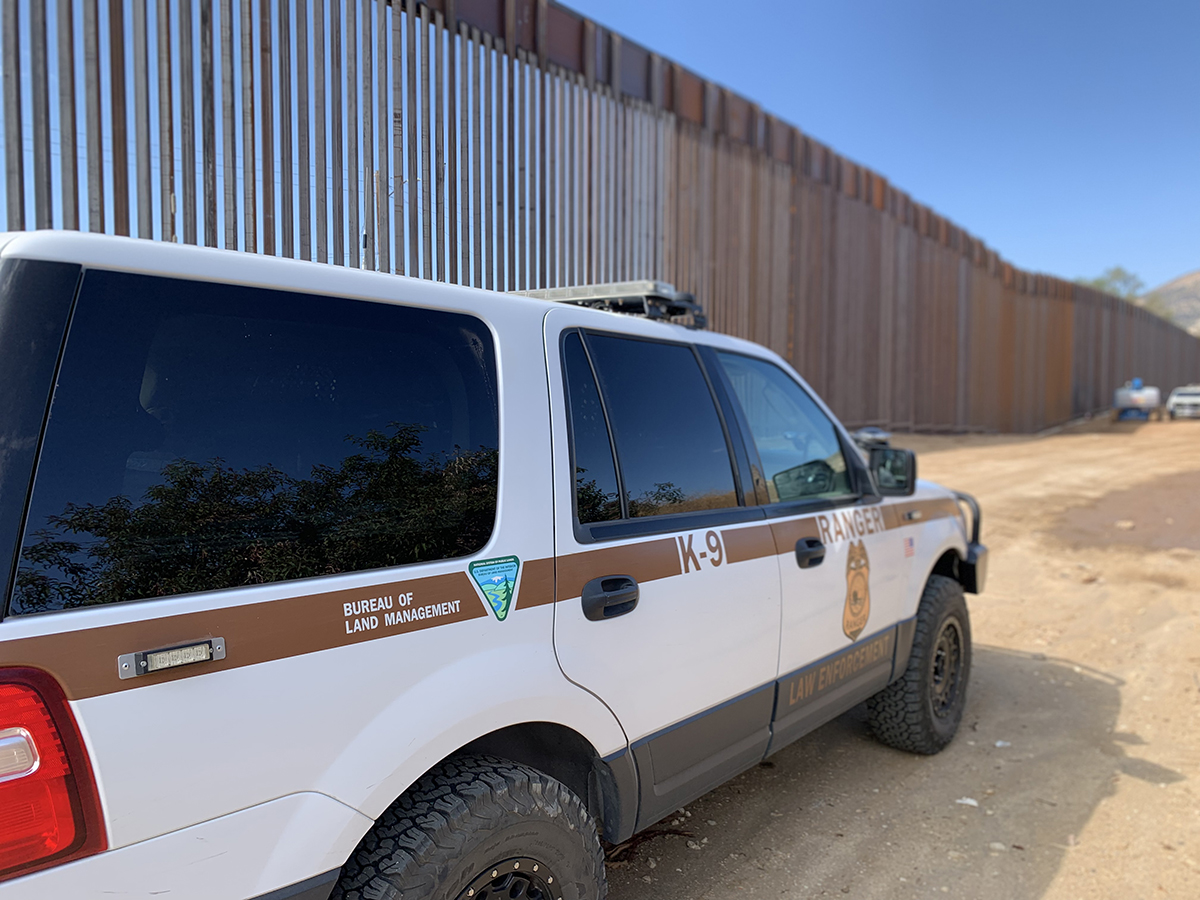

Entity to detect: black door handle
[581,575,640,621]
[795,538,826,569]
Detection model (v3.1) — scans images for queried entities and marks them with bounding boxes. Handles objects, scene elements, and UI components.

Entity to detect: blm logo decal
[469,556,521,621]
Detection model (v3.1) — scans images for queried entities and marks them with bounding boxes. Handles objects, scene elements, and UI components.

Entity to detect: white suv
[0,233,986,900]
[1167,385,1200,419]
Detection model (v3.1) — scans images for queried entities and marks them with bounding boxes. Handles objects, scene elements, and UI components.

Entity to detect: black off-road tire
[866,574,971,754]
[331,755,606,900]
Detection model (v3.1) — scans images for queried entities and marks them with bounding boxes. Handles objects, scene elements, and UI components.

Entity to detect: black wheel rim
[929,616,964,718]
[457,857,561,900]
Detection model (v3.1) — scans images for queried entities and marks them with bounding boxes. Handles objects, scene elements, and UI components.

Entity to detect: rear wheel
[332,756,606,900]
[866,574,971,754]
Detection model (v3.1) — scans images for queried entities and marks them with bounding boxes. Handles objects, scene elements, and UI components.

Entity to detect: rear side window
[0,260,80,615]
[562,333,622,524]
[10,270,499,615]
[716,352,853,504]
[582,333,737,518]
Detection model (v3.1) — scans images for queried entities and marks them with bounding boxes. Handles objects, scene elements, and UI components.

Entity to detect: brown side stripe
[515,556,556,610]
[720,523,777,564]
[2,571,489,701]
[556,537,682,602]
[3,500,964,701]
[881,504,902,530]
[766,516,822,557]
[723,498,964,566]
[890,497,961,526]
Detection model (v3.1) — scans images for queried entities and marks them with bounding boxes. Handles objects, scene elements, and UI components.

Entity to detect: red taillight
[0,669,106,882]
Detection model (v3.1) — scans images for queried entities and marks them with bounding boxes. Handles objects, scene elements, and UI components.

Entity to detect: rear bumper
[1170,406,1200,418]
[0,792,368,900]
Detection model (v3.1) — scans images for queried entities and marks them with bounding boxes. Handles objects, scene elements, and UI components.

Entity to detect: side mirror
[870,447,917,496]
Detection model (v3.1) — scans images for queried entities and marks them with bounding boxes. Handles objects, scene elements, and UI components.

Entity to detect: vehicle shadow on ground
[606,645,1177,900]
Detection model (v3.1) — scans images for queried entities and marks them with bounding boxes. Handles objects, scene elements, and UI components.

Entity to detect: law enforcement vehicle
[0,233,986,900]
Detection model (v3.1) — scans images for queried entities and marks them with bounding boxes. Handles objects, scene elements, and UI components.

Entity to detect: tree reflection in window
[15,423,497,613]
[574,467,622,524]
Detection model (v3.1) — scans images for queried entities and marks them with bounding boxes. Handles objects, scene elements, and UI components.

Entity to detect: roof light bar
[513,280,708,330]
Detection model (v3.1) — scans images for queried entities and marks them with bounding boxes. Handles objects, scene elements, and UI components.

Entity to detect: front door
[708,351,911,751]
[545,311,781,828]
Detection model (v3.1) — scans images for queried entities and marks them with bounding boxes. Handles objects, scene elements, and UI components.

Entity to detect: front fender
[902,483,971,618]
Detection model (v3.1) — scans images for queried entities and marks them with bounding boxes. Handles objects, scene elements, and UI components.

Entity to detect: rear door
[545,310,781,828]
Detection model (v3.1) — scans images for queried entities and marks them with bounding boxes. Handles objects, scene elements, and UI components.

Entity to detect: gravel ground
[605,418,1200,900]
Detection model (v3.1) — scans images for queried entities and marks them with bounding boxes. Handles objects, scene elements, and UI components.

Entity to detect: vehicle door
[706,350,913,752]
[545,310,781,828]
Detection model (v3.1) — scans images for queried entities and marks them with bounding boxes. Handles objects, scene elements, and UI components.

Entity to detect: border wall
[3,0,1198,431]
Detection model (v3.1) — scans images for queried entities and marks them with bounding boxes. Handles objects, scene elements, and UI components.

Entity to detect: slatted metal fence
[3,0,1198,431]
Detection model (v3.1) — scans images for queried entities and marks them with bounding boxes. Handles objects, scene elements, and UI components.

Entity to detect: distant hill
[1140,270,1200,336]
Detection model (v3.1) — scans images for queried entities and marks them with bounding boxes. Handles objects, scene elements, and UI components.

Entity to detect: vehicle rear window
[584,333,737,517]
[10,270,499,615]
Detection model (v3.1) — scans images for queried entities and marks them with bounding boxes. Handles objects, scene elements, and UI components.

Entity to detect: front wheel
[865,574,971,754]
[332,756,606,900]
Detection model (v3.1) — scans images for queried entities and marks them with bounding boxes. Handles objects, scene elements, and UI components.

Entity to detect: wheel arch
[328,717,639,884]
[906,536,966,612]
[930,547,964,584]
[896,520,969,658]
[457,721,638,844]
[337,718,638,869]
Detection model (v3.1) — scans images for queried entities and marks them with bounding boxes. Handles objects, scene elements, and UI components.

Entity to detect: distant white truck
[1166,385,1200,420]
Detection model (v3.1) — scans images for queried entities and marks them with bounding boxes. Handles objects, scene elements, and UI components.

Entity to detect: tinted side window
[716,352,853,504]
[586,334,737,517]
[0,260,80,614]
[11,270,499,615]
[562,332,622,523]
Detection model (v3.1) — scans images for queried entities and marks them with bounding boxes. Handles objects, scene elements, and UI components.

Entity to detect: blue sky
[571,0,1199,290]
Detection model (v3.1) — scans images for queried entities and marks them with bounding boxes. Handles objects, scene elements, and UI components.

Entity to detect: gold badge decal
[843,540,871,641]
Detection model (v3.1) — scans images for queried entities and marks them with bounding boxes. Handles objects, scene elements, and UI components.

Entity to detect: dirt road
[606,419,1200,900]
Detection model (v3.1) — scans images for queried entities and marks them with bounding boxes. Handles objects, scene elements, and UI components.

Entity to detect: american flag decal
[903,537,916,558]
